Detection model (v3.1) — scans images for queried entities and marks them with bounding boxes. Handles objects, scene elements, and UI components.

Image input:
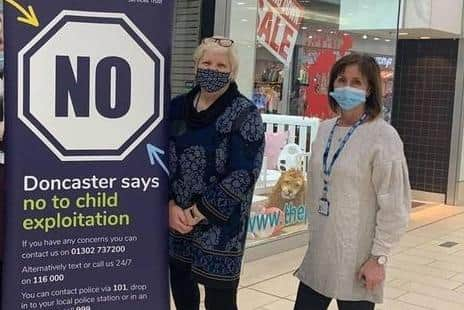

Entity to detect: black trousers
[294,282,375,310]
[169,260,238,310]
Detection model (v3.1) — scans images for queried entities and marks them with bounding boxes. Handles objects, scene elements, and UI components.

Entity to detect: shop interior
[246,0,398,247]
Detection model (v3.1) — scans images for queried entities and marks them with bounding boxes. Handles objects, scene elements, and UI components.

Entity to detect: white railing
[255,114,320,194]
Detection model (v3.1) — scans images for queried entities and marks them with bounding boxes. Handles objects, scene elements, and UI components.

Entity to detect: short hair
[328,53,383,119]
[193,36,239,80]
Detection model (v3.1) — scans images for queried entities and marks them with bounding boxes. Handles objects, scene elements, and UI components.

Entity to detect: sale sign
[257,0,304,65]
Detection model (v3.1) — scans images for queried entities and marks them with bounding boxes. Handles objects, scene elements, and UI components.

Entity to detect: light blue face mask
[329,86,367,111]
[0,52,3,73]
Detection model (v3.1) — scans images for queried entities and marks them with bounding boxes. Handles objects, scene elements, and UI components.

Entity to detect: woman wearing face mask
[167,37,264,310]
[294,53,411,310]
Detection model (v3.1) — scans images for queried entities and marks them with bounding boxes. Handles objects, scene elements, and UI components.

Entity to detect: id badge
[318,198,330,216]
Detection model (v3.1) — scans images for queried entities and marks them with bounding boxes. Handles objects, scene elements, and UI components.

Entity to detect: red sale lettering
[279,25,294,60]
[269,16,281,51]
[257,0,303,64]
[267,0,304,29]
[257,11,273,43]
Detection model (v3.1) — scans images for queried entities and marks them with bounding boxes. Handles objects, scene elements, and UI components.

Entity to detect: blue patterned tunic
[168,83,264,288]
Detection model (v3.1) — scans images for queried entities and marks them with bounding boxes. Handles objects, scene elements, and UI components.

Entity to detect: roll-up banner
[2,0,173,309]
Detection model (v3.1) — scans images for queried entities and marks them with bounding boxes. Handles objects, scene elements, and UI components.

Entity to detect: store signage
[3,1,172,309]
[304,33,353,119]
[248,203,308,239]
[257,0,304,65]
[375,56,393,67]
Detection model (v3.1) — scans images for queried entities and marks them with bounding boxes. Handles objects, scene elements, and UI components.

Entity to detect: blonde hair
[193,36,239,80]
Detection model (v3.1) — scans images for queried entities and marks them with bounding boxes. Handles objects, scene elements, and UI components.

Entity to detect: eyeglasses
[202,37,234,47]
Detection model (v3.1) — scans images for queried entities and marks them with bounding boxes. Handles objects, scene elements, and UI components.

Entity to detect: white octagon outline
[18,10,165,161]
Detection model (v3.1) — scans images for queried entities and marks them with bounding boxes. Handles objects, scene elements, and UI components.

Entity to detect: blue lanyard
[322,113,367,178]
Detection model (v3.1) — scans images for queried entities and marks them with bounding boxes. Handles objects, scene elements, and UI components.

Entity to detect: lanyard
[322,113,367,179]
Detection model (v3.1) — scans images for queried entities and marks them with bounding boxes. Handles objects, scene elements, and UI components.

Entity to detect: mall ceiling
[233,0,461,40]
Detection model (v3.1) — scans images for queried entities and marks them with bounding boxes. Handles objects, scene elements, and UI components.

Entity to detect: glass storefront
[225,0,401,247]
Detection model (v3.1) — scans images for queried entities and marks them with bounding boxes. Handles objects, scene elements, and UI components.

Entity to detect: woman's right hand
[169,201,193,234]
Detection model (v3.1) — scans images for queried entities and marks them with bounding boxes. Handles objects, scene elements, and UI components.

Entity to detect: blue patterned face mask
[196,68,231,93]
[329,86,367,111]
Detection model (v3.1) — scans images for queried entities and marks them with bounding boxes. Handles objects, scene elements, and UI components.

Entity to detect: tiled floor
[173,205,464,309]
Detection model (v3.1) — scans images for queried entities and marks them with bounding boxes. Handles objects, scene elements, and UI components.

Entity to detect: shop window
[228,0,400,246]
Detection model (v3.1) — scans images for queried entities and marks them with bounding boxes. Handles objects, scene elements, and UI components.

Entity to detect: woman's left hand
[357,258,385,291]
[184,204,206,226]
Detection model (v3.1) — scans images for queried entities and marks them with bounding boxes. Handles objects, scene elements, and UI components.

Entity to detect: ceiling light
[302,26,308,30]
[399,32,409,36]
[420,36,431,39]
[362,35,368,39]
[237,2,246,5]
[343,33,349,36]
[317,29,322,32]
[308,36,313,39]
[241,19,248,22]
[385,39,391,42]
[374,37,380,40]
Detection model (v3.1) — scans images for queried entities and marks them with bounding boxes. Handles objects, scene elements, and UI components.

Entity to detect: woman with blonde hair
[167,36,264,310]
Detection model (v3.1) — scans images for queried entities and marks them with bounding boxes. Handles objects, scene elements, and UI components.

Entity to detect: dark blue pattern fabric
[168,89,264,288]
[195,68,231,93]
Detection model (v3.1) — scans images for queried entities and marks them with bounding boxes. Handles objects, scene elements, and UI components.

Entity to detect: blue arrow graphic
[146,144,169,176]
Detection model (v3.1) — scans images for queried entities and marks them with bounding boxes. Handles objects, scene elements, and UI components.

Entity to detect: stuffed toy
[268,169,306,211]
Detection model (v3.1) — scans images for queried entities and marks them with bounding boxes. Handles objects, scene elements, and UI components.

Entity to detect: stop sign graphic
[18,11,165,161]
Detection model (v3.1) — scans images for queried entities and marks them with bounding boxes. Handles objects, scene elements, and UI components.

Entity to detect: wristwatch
[371,255,388,265]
